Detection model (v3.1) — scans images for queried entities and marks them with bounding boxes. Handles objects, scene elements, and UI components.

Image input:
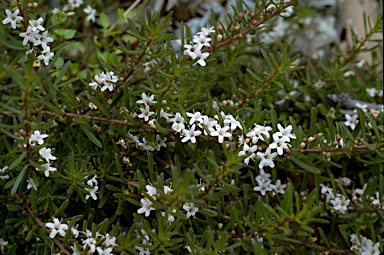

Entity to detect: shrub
[0,0,383,254]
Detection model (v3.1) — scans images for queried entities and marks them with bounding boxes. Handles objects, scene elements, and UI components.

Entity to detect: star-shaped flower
[183,203,198,219]
[137,198,155,217]
[29,130,48,146]
[2,9,23,29]
[257,148,278,169]
[46,218,68,239]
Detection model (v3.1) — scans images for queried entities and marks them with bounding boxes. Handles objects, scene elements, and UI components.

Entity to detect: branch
[21,201,71,255]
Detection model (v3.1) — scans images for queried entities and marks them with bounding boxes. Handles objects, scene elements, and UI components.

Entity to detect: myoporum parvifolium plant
[0,0,383,254]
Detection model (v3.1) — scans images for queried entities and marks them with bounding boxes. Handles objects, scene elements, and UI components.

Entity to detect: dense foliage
[0,0,383,254]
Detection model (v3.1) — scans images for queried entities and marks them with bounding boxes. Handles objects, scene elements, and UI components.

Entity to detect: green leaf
[290,155,320,174]
[11,165,28,196]
[79,124,102,148]
[0,102,22,116]
[44,101,65,116]
[100,12,111,28]
[53,61,71,87]
[88,96,110,118]
[309,107,317,135]
[54,29,77,39]
[52,199,69,218]
[9,151,27,170]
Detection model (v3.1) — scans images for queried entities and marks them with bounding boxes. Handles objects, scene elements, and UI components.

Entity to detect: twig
[21,201,71,255]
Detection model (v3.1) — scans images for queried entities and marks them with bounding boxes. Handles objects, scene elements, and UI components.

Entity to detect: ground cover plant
[0,0,383,254]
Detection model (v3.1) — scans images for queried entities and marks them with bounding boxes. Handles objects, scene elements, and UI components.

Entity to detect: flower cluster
[137,184,173,218]
[69,227,117,255]
[238,123,295,167]
[29,130,57,178]
[134,229,152,255]
[85,175,98,200]
[2,8,55,65]
[89,71,119,91]
[183,26,215,66]
[350,234,380,255]
[253,169,287,196]
[320,182,350,214]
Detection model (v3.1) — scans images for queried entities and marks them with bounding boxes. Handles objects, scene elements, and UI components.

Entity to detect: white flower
[356,59,365,68]
[38,163,56,178]
[269,179,287,194]
[223,114,242,131]
[344,113,358,130]
[0,238,8,252]
[181,124,201,143]
[136,93,157,105]
[183,203,198,219]
[27,178,38,190]
[100,71,119,91]
[138,137,156,152]
[39,147,56,162]
[275,124,296,142]
[89,102,98,110]
[85,186,98,200]
[161,209,176,223]
[103,233,118,247]
[137,198,155,217]
[255,169,272,184]
[343,70,355,77]
[89,73,105,90]
[197,180,205,191]
[160,109,172,120]
[29,17,45,31]
[19,26,38,45]
[91,71,118,92]
[268,133,289,155]
[253,180,272,196]
[83,5,97,23]
[330,195,350,214]
[146,184,157,197]
[238,143,257,165]
[320,183,334,195]
[194,51,210,66]
[2,9,23,29]
[155,134,167,151]
[186,111,204,125]
[34,31,54,50]
[96,247,113,255]
[192,33,211,48]
[71,227,79,238]
[210,124,232,143]
[257,148,278,169]
[170,112,186,132]
[280,6,294,17]
[246,125,270,144]
[366,87,379,98]
[197,26,215,36]
[183,44,200,59]
[0,166,10,180]
[82,237,97,254]
[68,0,84,9]
[163,185,173,194]
[201,115,218,135]
[138,105,155,122]
[29,130,48,146]
[86,175,98,186]
[38,46,54,66]
[354,183,367,196]
[45,218,68,239]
